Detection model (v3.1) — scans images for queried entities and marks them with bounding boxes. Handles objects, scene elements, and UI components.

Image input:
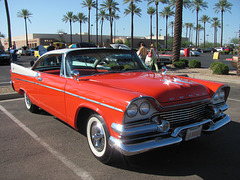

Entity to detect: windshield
[65,49,149,77]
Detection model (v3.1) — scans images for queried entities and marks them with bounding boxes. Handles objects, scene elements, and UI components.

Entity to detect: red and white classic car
[11,48,231,163]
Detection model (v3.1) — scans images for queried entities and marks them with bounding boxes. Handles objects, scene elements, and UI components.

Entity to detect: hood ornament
[161,66,167,75]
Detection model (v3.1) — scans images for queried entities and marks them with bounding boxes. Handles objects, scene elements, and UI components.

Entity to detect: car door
[33,54,67,121]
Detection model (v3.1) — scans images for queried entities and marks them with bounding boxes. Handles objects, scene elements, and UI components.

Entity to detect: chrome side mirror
[71,70,79,80]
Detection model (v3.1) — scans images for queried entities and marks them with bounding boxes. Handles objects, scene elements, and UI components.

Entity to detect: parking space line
[228,98,240,102]
[0,105,94,180]
[0,98,24,103]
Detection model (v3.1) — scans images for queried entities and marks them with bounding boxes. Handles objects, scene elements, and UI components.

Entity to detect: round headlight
[219,89,225,100]
[139,101,150,115]
[213,93,220,101]
[127,104,138,117]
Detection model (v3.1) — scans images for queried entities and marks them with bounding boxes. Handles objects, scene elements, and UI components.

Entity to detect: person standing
[148,43,159,72]
[47,42,55,51]
[138,43,148,62]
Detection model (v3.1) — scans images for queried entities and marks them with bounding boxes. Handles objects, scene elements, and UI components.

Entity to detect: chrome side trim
[64,91,123,112]
[13,78,123,112]
[109,136,182,156]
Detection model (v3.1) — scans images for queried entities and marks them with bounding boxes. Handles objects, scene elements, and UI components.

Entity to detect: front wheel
[24,92,39,113]
[86,114,113,163]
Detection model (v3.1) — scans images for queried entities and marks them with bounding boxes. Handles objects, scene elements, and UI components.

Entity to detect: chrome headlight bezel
[124,97,158,123]
[210,85,230,105]
[139,101,150,115]
[126,103,138,118]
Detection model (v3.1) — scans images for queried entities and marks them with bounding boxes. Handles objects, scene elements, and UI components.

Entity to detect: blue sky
[1,0,239,45]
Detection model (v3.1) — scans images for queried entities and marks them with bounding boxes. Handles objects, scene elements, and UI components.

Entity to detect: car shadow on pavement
[110,121,240,179]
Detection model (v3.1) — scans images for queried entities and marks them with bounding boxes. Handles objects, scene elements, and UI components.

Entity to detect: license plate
[185,125,202,141]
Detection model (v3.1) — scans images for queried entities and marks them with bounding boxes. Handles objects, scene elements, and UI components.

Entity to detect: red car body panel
[10,48,230,158]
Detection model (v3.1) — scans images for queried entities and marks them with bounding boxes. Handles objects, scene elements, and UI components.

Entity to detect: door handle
[38,77,42,82]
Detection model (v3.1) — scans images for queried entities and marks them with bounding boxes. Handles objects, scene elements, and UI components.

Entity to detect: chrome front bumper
[109,114,231,156]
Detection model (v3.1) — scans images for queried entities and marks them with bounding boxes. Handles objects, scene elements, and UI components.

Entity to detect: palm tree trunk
[88,9,91,43]
[165,16,168,49]
[101,19,103,46]
[195,10,198,48]
[24,17,28,48]
[4,0,12,49]
[150,15,152,45]
[186,27,188,38]
[189,27,191,42]
[96,0,98,45]
[70,20,72,44]
[220,10,223,47]
[80,22,82,42]
[110,9,113,44]
[203,22,206,49]
[156,3,159,51]
[172,0,183,66]
[131,1,134,49]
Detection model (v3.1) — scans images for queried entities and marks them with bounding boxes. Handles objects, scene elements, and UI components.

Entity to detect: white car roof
[43,47,100,56]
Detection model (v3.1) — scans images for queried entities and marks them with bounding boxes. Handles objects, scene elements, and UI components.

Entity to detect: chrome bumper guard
[109,114,231,156]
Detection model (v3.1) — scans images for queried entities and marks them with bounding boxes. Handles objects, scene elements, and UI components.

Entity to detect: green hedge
[179,58,189,67]
[212,63,229,75]
[189,59,201,68]
[174,61,186,68]
[210,61,222,70]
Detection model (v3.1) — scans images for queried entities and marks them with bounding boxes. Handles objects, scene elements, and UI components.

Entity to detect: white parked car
[110,44,131,50]
[215,47,224,52]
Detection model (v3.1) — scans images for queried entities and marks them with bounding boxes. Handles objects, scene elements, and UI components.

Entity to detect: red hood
[89,71,209,105]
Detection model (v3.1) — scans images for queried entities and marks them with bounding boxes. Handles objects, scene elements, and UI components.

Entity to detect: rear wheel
[24,92,39,113]
[86,114,113,163]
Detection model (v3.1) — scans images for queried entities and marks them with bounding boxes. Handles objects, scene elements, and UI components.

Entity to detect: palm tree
[0,32,4,38]
[184,23,190,38]
[147,7,156,45]
[73,13,88,42]
[169,0,191,8]
[108,10,120,43]
[172,0,183,66]
[211,17,221,48]
[62,11,74,44]
[17,9,33,48]
[124,3,142,49]
[4,0,12,49]
[188,23,194,42]
[98,10,107,46]
[123,0,142,49]
[213,0,232,47]
[195,24,203,47]
[100,0,119,44]
[170,21,174,46]
[190,0,208,48]
[82,0,96,43]
[160,6,174,49]
[199,15,210,49]
[147,0,168,51]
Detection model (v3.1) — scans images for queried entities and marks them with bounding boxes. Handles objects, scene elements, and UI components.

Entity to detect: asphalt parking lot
[0,53,240,179]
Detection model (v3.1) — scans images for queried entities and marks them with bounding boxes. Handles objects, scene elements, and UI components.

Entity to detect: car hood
[89,71,209,105]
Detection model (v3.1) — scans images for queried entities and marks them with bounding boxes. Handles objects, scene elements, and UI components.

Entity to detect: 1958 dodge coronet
[11,48,231,163]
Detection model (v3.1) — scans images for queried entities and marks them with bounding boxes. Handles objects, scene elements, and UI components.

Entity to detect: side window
[34,54,62,71]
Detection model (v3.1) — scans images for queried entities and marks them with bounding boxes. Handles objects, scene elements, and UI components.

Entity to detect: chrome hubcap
[91,122,105,152]
[25,93,31,109]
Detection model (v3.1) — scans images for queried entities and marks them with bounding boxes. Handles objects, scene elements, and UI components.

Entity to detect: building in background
[0,33,187,50]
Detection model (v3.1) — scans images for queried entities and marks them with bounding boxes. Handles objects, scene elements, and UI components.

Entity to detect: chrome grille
[158,103,207,128]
